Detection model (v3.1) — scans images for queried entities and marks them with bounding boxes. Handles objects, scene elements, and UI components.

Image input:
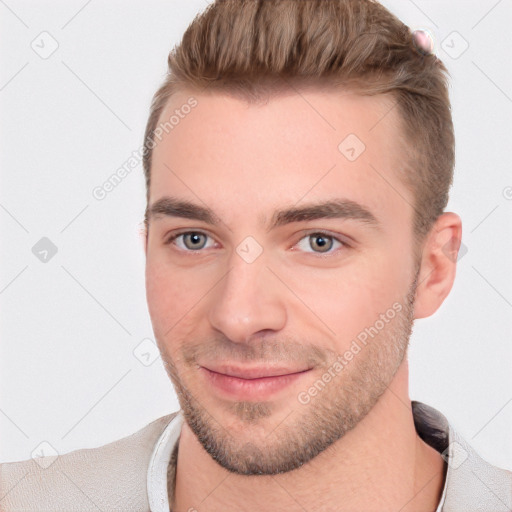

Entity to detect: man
[2,0,511,511]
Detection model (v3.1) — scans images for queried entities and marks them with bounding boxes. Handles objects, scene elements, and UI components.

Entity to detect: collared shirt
[2,401,511,511]
[147,401,512,512]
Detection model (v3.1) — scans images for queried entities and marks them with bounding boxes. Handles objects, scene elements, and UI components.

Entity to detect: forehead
[149,87,413,233]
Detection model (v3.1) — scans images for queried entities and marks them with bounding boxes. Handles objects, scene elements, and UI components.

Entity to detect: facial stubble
[160,266,420,475]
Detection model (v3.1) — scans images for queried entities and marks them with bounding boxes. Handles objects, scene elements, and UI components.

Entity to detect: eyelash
[164,230,350,257]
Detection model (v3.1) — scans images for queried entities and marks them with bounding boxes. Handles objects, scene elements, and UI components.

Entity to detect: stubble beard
[161,268,419,475]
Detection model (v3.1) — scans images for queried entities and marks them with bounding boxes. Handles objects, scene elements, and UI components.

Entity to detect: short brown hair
[142,0,454,247]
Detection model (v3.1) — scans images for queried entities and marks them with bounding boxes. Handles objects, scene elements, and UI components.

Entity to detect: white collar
[147,411,184,512]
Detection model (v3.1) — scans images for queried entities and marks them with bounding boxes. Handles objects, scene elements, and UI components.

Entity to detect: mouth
[204,364,312,379]
[199,364,313,401]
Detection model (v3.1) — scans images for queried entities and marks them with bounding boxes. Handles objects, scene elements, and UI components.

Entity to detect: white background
[1,0,511,471]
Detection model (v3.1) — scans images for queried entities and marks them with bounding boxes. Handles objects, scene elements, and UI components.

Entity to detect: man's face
[145,87,421,475]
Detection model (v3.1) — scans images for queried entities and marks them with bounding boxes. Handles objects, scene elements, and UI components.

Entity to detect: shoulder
[412,400,512,511]
[0,412,178,512]
[442,426,512,511]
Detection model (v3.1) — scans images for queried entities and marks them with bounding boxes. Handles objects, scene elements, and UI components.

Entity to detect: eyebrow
[147,196,381,232]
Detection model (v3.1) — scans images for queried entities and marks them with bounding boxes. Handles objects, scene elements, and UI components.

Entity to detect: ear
[413,212,463,319]
[138,222,148,255]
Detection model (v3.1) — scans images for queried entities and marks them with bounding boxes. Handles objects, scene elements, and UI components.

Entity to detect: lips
[202,364,311,379]
[199,364,312,400]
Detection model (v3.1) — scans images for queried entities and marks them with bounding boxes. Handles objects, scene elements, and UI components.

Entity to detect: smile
[200,365,312,401]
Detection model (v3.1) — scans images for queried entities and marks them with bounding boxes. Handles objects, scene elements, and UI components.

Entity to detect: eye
[165,231,215,251]
[164,230,349,256]
[294,231,347,255]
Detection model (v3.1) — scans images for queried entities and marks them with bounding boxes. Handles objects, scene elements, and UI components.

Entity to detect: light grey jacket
[1,402,511,511]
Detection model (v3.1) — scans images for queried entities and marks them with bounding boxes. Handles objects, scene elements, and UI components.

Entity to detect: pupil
[187,233,203,248]
[312,234,331,252]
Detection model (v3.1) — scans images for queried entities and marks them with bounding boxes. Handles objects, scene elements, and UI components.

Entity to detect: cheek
[145,257,216,340]
[280,253,405,346]
[301,276,383,343]
[145,259,187,333]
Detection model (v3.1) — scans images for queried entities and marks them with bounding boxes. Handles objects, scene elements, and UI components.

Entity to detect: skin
[144,86,462,511]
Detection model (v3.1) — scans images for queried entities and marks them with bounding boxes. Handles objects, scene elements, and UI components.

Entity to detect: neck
[172,360,446,512]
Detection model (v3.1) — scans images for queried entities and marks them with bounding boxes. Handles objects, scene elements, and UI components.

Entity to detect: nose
[207,251,287,344]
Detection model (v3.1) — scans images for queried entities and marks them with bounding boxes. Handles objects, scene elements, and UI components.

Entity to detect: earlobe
[413,212,463,319]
